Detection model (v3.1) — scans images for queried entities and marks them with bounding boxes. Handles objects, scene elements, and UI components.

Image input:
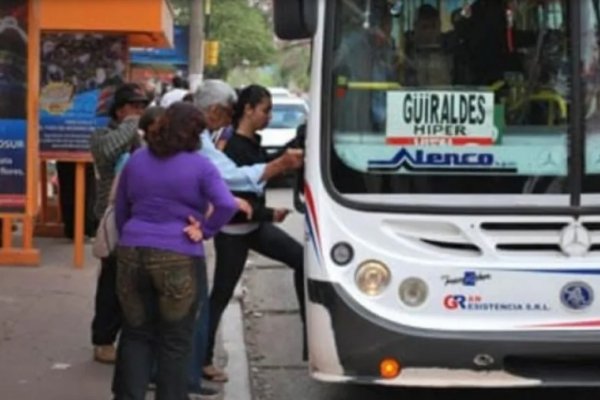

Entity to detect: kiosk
[0,0,174,268]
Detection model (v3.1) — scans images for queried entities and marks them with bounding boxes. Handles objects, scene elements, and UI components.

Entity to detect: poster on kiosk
[0,0,27,214]
[39,33,127,159]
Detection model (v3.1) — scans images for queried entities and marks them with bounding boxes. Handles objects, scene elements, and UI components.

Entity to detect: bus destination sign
[386,90,498,146]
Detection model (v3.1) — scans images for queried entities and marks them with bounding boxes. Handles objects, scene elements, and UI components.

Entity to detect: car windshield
[268,103,307,129]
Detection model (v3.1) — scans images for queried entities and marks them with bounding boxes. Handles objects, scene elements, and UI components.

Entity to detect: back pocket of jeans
[116,248,146,327]
[159,266,196,322]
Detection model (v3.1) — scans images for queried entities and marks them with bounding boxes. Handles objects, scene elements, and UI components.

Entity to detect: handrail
[345,81,402,90]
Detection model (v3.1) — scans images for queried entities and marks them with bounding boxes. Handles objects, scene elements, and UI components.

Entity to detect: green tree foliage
[205,0,275,78]
[169,0,275,79]
[276,43,311,91]
[227,66,277,89]
[170,0,191,25]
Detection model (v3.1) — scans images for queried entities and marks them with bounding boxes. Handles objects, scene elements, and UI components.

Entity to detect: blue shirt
[199,131,266,193]
[115,153,130,173]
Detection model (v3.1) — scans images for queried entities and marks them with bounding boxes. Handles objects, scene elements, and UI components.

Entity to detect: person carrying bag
[92,173,120,259]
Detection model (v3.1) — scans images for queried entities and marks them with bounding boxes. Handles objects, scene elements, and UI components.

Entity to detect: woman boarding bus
[274,0,600,387]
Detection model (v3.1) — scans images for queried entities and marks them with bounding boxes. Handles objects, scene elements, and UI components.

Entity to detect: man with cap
[89,82,149,363]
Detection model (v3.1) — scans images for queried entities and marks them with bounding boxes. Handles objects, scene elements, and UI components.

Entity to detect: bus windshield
[328,0,576,205]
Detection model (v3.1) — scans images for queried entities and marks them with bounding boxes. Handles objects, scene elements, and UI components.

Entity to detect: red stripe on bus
[526,320,600,328]
[385,137,495,146]
[304,182,321,244]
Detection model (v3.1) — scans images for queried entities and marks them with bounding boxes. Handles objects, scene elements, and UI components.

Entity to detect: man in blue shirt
[188,79,303,398]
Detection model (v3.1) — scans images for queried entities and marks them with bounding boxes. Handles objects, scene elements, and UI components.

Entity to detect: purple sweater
[115,148,238,257]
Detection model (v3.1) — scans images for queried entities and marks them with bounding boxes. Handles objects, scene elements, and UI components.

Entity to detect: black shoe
[188,386,219,400]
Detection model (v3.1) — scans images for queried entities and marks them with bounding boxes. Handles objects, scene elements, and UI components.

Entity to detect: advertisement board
[0,0,28,213]
[39,33,127,160]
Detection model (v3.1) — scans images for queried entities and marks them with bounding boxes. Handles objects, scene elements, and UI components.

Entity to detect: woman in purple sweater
[112,102,237,400]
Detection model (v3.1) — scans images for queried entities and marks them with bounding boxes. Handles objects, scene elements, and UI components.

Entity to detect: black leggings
[205,223,305,364]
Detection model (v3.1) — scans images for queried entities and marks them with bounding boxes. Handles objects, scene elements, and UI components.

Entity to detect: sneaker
[188,386,220,400]
[93,345,116,364]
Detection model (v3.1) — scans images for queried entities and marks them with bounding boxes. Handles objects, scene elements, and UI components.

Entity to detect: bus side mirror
[293,124,307,214]
[273,0,317,40]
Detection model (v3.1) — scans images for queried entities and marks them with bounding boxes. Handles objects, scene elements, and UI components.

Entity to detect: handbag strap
[108,173,121,204]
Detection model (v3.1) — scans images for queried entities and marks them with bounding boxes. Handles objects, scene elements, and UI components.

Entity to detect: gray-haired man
[195,79,303,188]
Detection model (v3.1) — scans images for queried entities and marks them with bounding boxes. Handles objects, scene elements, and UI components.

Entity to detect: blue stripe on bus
[498,268,600,275]
[305,213,322,265]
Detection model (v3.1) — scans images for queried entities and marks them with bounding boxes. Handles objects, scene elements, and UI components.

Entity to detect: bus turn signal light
[380,358,401,379]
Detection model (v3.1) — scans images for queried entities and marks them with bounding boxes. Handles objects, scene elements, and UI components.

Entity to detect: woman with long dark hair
[112,102,238,399]
[203,85,306,382]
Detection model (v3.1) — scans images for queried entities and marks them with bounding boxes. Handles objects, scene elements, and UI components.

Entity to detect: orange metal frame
[0,0,41,267]
[1,0,173,268]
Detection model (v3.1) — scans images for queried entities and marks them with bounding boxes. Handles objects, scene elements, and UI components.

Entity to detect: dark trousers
[113,247,203,400]
[150,268,210,392]
[206,223,305,365]
[56,161,97,238]
[188,295,209,391]
[91,254,122,346]
[149,301,210,392]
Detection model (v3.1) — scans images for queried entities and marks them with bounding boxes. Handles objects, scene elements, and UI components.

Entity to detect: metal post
[205,0,212,39]
[189,0,204,91]
[73,162,86,268]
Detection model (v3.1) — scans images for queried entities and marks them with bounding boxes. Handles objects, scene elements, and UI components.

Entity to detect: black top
[223,133,275,224]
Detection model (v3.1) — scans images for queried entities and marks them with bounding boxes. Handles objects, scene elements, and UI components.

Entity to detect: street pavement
[241,189,600,400]
[0,235,242,400]
[0,237,115,399]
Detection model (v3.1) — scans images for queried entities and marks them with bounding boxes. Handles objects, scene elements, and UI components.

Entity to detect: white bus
[273,0,600,387]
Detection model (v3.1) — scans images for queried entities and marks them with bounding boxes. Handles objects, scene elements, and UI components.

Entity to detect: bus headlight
[331,242,354,266]
[399,278,428,307]
[355,261,391,296]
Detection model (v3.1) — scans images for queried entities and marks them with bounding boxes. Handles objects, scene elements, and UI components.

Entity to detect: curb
[222,299,252,400]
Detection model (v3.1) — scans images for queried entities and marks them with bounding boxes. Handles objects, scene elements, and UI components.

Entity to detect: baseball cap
[109,83,149,118]
[160,88,191,108]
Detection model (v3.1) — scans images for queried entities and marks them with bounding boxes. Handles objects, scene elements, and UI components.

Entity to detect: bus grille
[481,221,566,256]
[387,217,600,259]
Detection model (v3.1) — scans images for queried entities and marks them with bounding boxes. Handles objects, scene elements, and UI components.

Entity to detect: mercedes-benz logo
[559,223,591,257]
[560,281,594,311]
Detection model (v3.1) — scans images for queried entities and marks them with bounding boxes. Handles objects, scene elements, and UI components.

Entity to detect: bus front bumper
[307,279,600,387]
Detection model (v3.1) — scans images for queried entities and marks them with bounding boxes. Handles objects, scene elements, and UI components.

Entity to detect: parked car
[259,96,308,155]
[267,87,292,98]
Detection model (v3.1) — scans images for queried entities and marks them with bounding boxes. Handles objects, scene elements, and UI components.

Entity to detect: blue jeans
[112,247,204,400]
[148,263,210,393]
[188,296,209,392]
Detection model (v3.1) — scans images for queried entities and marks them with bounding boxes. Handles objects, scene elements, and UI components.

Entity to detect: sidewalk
[0,238,251,400]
